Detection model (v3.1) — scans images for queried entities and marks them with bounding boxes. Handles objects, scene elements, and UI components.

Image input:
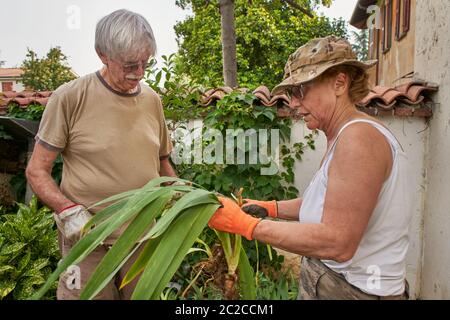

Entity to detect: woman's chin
[305,121,318,130]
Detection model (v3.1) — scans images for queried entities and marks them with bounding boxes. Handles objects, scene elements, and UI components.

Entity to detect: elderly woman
[208,36,412,300]
[26,9,176,299]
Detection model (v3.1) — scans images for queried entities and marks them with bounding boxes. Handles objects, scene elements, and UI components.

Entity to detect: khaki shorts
[298,256,409,300]
[56,232,145,300]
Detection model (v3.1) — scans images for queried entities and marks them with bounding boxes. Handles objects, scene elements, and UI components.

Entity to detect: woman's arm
[252,124,392,261]
[277,198,303,220]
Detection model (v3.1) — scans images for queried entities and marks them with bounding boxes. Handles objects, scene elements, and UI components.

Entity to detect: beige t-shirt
[37,71,173,216]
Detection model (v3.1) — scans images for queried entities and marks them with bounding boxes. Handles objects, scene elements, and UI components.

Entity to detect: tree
[21,47,77,91]
[351,29,369,61]
[219,0,238,87]
[174,0,347,89]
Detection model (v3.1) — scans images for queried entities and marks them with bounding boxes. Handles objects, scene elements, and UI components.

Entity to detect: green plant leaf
[131,203,220,300]
[80,191,174,299]
[238,247,256,300]
[140,189,218,241]
[0,280,16,299]
[120,237,163,289]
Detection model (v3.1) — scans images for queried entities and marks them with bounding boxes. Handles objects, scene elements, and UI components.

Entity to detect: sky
[0,0,358,77]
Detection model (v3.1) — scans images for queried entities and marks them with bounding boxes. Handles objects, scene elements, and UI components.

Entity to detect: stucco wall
[0,79,24,92]
[13,81,24,92]
[414,0,450,300]
[291,115,429,299]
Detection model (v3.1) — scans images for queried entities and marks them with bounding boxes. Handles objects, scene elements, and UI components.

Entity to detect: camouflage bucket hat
[272,36,377,95]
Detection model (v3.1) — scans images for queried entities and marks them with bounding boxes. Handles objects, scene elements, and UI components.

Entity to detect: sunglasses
[114,60,151,73]
[286,83,312,100]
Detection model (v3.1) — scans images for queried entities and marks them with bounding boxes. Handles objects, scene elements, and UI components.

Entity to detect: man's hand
[208,197,261,240]
[54,204,93,242]
[241,199,278,218]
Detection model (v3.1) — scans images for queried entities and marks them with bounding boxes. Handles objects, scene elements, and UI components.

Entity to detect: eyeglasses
[114,59,151,73]
[286,83,310,100]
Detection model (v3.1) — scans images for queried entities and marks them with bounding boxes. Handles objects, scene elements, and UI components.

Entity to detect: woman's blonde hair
[316,65,370,103]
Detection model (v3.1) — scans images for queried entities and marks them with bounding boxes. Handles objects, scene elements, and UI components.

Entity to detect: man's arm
[159,157,177,177]
[26,142,75,213]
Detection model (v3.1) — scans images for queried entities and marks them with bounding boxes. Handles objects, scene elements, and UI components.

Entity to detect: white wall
[0,79,24,92]
[291,116,429,299]
[414,0,450,300]
[13,81,24,92]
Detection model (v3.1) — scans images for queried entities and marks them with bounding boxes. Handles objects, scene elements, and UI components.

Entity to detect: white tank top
[299,119,412,296]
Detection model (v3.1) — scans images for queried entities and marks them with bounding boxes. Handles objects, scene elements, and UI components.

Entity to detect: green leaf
[80,191,174,299]
[140,189,218,241]
[131,203,220,299]
[238,247,256,300]
[262,109,275,121]
[0,265,14,275]
[0,280,16,299]
[0,242,27,257]
[120,236,162,289]
[17,248,31,272]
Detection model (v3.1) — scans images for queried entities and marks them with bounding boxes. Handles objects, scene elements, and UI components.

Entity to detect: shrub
[0,196,60,300]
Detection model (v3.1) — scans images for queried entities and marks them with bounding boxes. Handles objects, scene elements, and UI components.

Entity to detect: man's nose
[134,64,146,77]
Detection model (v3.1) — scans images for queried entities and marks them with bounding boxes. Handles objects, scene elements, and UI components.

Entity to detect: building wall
[414,0,450,299]
[376,0,416,86]
[13,80,24,92]
[0,79,24,92]
[292,115,429,299]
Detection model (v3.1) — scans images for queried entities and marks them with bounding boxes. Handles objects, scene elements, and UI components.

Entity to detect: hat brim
[271,59,377,96]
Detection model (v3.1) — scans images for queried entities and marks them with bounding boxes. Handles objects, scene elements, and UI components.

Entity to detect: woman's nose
[289,95,301,109]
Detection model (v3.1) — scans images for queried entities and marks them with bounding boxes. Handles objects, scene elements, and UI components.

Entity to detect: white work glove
[54,205,93,242]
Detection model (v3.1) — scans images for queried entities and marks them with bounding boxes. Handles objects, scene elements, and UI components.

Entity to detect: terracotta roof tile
[357,81,438,109]
[200,85,290,109]
[0,90,52,111]
[252,86,290,107]
[200,86,248,106]
[1,91,20,98]
[0,81,438,119]
[0,68,24,78]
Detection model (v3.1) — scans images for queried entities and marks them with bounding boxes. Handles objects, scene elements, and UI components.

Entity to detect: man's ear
[334,72,349,97]
[96,49,108,65]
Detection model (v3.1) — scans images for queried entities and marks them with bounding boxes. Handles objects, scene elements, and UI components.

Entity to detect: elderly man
[26,9,176,299]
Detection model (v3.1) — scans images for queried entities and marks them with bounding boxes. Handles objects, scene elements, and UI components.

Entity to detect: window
[402,0,411,34]
[396,0,411,40]
[382,0,393,53]
[1,82,13,92]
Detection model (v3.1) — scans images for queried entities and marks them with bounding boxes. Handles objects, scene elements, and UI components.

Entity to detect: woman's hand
[208,197,262,240]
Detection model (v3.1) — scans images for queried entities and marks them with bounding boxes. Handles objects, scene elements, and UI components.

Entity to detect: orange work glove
[241,199,278,218]
[208,197,262,240]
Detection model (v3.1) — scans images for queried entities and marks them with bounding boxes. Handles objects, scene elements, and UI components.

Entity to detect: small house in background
[348,0,450,299]
[0,68,25,92]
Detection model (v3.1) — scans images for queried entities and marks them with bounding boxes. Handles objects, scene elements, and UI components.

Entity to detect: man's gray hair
[95,9,156,59]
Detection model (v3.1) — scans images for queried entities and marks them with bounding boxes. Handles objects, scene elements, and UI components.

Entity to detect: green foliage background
[174,0,347,89]
[0,197,60,300]
[21,47,77,91]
